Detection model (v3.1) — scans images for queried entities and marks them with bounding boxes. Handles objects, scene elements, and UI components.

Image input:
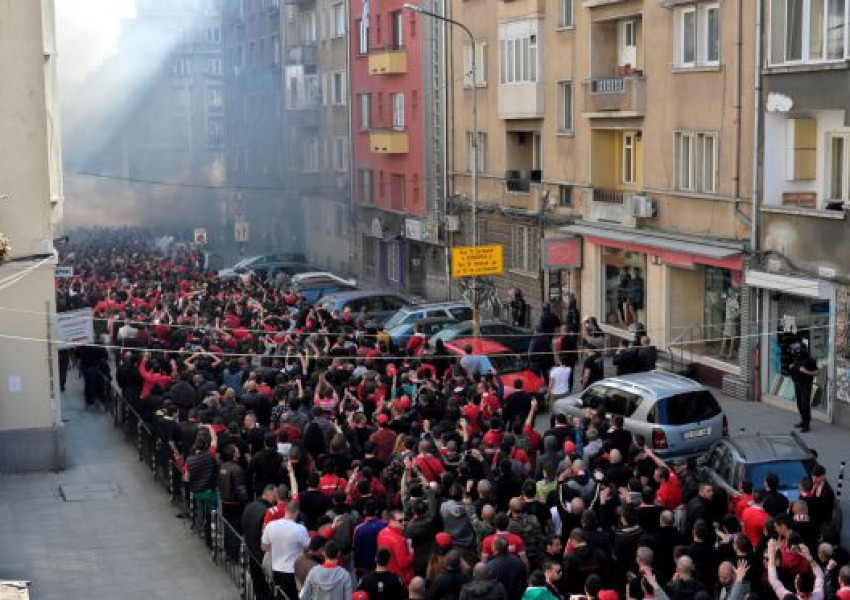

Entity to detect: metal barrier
[106,383,289,600]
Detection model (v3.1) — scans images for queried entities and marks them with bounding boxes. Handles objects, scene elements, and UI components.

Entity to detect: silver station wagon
[553,371,728,459]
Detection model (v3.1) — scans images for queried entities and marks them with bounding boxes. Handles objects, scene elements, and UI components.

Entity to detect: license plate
[684,427,710,440]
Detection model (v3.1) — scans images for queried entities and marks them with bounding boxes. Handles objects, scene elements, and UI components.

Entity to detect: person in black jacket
[219,444,249,542]
[427,550,472,600]
[459,563,508,600]
[487,537,528,600]
[242,485,278,600]
[249,432,285,499]
[563,528,608,595]
[763,472,790,517]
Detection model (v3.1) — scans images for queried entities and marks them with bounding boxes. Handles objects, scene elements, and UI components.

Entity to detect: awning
[562,223,744,270]
[745,270,833,299]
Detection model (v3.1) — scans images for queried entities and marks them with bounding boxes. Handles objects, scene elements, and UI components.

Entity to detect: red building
[350,0,447,297]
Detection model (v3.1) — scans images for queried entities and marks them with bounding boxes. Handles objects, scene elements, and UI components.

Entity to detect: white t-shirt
[261,517,310,573]
[549,365,572,395]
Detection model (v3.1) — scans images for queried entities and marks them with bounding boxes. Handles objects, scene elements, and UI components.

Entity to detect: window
[499,22,540,84]
[334,137,348,172]
[557,80,573,133]
[602,247,646,328]
[787,118,817,180]
[463,41,488,87]
[362,235,378,279]
[359,168,374,204]
[390,174,406,210]
[620,20,637,67]
[465,131,488,173]
[391,10,404,49]
[207,118,224,145]
[675,4,720,67]
[559,185,573,207]
[663,391,721,425]
[622,132,637,184]
[699,133,718,193]
[675,132,694,191]
[335,204,346,236]
[207,26,221,43]
[332,3,346,38]
[359,93,371,129]
[511,224,540,273]
[302,10,318,42]
[387,243,401,283]
[770,0,846,64]
[357,19,369,54]
[392,92,405,130]
[207,58,222,75]
[675,131,718,193]
[558,0,574,28]
[206,87,224,107]
[332,71,347,105]
[827,133,849,202]
[272,36,280,66]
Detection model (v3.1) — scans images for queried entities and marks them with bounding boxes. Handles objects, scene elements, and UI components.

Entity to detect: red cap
[353,592,369,600]
[435,532,453,548]
[376,414,389,425]
[599,591,619,600]
[564,440,576,455]
[396,395,411,411]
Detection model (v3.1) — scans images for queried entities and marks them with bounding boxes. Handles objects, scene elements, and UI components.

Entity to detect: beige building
[447,0,755,392]
[0,0,65,471]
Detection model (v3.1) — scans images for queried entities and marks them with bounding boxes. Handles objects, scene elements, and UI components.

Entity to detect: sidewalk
[0,378,237,600]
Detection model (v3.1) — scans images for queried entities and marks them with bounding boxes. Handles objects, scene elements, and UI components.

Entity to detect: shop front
[746,271,835,422]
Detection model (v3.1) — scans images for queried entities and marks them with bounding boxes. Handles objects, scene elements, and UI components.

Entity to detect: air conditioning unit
[631,195,658,218]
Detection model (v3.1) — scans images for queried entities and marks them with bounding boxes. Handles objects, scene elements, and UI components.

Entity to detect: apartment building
[283,0,351,274]
[0,0,64,470]
[446,0,755,391]
[350,0,448,297]
[747,0,850,425]
[223,0,299,251]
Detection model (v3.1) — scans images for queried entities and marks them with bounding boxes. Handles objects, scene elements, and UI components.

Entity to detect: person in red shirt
[412,440,445,483]
[731,480,755,520]
[481,513,527,564]
[138,354,174,399]
[646,449,683,511]
[741,489,770,546]
[368,415,397,464]
[482,417,505,453]
[376,509,415,586]
[405,323,428,356]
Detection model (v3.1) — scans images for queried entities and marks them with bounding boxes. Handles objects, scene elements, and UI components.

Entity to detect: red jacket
[139,359,171,399]
[377,526,414,585]
[413,453,445,482]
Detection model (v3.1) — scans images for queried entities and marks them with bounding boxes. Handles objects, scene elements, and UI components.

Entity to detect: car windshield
[746,461,809,491]
[488,351,524,373]
[384,310,413,330]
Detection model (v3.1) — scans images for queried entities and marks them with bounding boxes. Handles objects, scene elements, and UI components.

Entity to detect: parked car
[388,317,460,348]
[218,253,310,281]
[553,372,728,459]
[317,290,411,325]
[383,301,473,332]
[290,271,357,288]
[698,433,816,501]
[430,320,533,355]
[443,337,546,396]
[291,278,358,304]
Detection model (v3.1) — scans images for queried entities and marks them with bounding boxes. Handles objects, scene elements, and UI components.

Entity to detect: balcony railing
[583,76,646,117]
[287,43,318,66]
[592,187,627,203]
[368,46,408,75]
[505,170,542,193]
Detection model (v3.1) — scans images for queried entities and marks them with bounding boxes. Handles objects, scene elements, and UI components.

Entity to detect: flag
[363,0,370,28]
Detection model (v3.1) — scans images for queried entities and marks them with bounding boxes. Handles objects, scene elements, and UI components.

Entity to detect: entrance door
[408,243,426,296]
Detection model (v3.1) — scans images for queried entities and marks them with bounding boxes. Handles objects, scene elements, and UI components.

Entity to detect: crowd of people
[58,231,850,600]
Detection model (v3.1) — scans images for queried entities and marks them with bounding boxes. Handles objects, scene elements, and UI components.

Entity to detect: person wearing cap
[377,509,415,586]
[428,549,473,600]
[368,413,397,464]
[357,547,406,600]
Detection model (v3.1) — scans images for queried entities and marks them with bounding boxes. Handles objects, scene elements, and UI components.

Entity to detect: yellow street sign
[451,244,504,279]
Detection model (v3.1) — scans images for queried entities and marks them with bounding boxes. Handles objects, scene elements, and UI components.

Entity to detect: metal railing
[104,384,289,600]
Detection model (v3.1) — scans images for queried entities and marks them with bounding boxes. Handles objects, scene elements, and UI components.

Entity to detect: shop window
[387,243,401,283]
[362,236,378,279]
[602,247,646,328]
[703,267,740,363]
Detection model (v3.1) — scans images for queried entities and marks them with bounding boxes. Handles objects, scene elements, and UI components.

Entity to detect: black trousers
[273,571,298,600]
[795,379,813,427]
[249,558,271,600]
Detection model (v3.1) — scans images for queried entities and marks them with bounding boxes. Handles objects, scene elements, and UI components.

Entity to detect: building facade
[0,0,65,471]
[350,0,448,298]
[747,0,850,425]
[446,0,755,392]
[283,0,351,274]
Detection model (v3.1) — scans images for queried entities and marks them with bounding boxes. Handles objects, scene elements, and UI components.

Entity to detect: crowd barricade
[106,382,290,600]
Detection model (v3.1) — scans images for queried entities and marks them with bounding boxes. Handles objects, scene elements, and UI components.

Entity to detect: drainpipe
[748,0,764,402]
[732,0,751,226]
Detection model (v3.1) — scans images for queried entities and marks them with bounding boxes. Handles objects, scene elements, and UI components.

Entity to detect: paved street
[0,378,237,600]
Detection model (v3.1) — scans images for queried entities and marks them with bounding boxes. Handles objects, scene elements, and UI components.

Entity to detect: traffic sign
[194,228,208,245]
[451,244,504,279]
[55,266,74,278]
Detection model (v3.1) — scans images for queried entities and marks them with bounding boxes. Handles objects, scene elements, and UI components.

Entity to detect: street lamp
[403,3,480,337]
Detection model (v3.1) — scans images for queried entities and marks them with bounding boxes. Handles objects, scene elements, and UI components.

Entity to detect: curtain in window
[827,0,846,59]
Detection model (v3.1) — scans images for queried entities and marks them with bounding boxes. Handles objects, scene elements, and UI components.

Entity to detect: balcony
[583,76,645,117]
[287,44,318,67]
[498,82,545,119]
[582,187,637,226]
[368,47,408,75]
[370,130,409,154]
[505,170,542,193]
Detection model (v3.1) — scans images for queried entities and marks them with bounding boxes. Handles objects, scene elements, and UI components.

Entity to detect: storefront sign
[543,237,582,269]
[404,219,422,241]
[370,218,383,239]
[55,266,74,278]
[57,308,94,348]
[451,244,504,278]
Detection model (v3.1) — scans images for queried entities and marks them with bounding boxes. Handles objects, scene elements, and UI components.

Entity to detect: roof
[726,435,813,463]
[601,371,706,396]
[444,337,510,355]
